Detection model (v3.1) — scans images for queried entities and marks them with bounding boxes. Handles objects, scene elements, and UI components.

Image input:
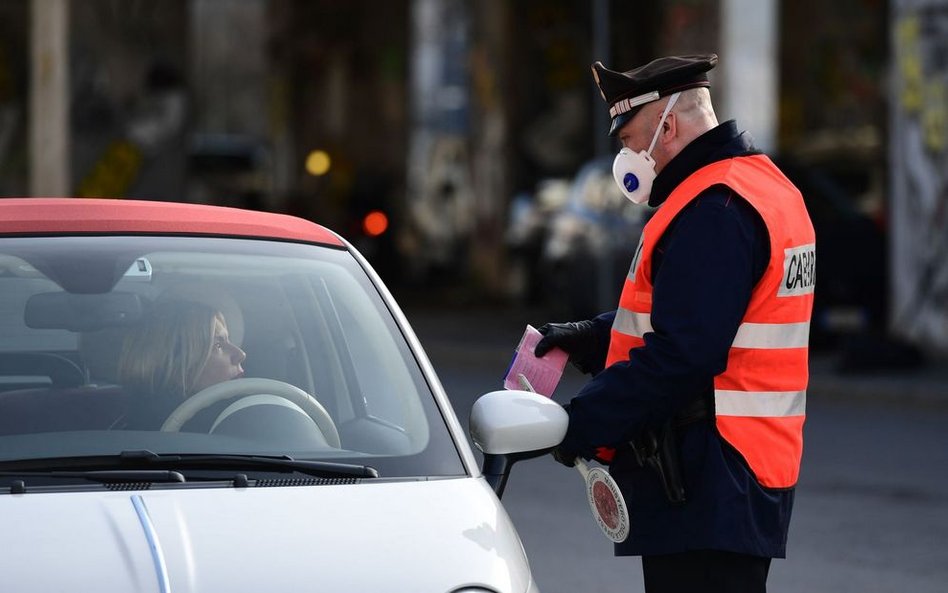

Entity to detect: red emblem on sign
[592,479,619,530]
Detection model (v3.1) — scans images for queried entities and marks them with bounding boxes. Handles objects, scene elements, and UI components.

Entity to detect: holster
[630,420,686,505]
[629,398,709,505]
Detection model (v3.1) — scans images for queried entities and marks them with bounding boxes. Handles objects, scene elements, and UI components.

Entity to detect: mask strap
[646,92,681,156]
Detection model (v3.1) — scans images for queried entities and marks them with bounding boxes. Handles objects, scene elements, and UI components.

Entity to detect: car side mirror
[469,389,568,498]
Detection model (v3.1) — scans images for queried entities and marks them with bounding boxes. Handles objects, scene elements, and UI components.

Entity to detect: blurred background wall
[1,0,946,361]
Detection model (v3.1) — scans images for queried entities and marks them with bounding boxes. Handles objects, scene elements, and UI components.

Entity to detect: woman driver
[117,300,245,429]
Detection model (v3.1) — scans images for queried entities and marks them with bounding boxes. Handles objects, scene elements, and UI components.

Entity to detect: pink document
[503,324,568,397]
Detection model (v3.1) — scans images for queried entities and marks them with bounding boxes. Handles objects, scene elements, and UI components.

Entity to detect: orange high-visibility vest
[606,155,815,489]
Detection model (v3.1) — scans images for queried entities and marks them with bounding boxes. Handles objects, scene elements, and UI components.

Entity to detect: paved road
[404,306,948,593]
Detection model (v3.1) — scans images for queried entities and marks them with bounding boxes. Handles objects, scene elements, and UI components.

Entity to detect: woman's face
[192,316,245,394]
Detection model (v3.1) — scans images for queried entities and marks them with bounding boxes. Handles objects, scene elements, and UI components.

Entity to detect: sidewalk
[401,302,948,408]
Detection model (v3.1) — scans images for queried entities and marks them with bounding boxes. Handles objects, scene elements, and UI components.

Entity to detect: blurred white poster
[890,0,948,354]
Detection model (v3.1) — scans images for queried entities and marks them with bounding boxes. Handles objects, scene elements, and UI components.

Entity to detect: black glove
[534,320,602,375]
[551,445,577,468]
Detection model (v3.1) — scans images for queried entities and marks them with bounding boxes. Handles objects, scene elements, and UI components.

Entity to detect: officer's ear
[661,111,677,140]
[653,111,677,152]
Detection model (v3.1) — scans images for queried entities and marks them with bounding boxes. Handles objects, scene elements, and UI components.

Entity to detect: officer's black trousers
[641,549,772,593]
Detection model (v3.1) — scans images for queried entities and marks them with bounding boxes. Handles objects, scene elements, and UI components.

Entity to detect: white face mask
[612,92,681,204]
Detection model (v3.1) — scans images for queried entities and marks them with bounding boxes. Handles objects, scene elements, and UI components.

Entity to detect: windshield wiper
[0,451,379,481]
[0,453,379,494]
[118,450,380,479]
[0,469,186,493]
[0,469,185,482]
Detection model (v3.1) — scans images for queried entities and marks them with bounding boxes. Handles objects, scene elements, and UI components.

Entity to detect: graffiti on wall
[890,1,948,353]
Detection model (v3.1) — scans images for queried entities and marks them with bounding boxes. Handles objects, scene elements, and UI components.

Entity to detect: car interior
[0,236,463,478]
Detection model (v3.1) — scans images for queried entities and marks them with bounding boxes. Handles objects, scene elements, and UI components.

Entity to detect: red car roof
[0,198,345,246]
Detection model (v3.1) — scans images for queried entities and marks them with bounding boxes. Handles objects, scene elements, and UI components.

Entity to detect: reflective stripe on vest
[606,155,815,489]
[715,389,806,416]
[615,311,810,350]
[613,308,653,338]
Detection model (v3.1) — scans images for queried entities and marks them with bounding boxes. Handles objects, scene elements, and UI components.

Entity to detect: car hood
[0,477,533,593]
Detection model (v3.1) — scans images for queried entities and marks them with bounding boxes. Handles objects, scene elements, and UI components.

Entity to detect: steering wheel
[160,378,340,447]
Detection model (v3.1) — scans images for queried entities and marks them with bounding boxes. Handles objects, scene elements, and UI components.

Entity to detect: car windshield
[0,235,464,479]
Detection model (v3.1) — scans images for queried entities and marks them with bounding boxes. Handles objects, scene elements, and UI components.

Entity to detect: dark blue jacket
[560,121,794,558]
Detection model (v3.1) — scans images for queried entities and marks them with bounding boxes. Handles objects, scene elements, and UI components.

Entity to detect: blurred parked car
[505,180,570,305]
[543,156,651,318]
[506,156,650,319]
[0,198,566,592]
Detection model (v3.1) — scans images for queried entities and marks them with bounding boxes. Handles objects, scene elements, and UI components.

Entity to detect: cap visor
[608,112,632,136]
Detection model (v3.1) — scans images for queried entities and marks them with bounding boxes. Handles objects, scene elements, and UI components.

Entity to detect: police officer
[534,54,815,593]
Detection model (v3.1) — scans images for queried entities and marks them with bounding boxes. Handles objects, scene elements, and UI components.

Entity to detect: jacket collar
[649,120,759,207]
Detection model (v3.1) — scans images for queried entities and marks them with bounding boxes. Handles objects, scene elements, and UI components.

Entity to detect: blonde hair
[118,300,223,399]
